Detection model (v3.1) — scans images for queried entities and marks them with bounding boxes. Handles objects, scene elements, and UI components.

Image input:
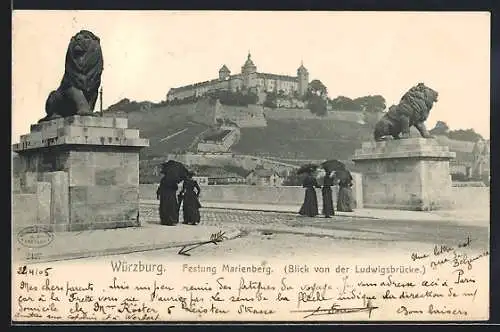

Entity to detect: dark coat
[157,177,179,225]
[299,174,320,217]
[180,179,202,225]
[321,173,335,217]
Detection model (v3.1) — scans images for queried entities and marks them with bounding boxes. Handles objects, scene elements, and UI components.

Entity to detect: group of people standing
[156,161,354,226]
[156,170,202,226]
[298,167,354,218]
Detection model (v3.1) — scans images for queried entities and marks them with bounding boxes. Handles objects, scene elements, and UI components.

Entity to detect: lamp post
[99,86,103,116]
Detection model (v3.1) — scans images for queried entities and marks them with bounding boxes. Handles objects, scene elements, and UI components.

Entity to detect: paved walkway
[141,200,489,224]
[14,201,488,264]
[13,223,241,264]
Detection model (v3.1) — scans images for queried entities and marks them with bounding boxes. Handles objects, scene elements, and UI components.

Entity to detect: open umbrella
[321,159,346,172]
[296,163,319,175]
[334,168,353,185]
[160,160,189,184]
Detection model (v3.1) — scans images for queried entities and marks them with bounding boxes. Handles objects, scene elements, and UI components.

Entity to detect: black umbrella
[160,160,189,184]
[296,163,319,175]
[321,159,346,172]
[334,168,353,185]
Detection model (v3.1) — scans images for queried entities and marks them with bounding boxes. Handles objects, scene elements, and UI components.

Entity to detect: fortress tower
[241,52,258,90]
[297,61,309,97]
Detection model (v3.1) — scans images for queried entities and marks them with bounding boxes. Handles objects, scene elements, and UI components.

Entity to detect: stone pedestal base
[13,115,149,231]
[352,138,455,211]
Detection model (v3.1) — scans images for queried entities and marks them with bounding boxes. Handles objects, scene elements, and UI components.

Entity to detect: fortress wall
[215,102,267,128]
[264,108,367,122]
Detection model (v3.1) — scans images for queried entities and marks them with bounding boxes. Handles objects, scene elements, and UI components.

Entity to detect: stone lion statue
[373,83,438,141]
[39,30,104,122]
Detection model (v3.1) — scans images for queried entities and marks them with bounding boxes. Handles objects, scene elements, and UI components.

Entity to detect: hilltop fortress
[166,53,310,102]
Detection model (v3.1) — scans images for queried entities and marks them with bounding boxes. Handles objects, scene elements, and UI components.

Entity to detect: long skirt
[159,190,179,225]
[337,186,354,212]
[299,187,319,217]
[322,186,335,217]
[182,193,201,225]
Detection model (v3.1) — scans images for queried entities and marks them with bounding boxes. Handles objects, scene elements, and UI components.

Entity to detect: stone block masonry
[42,172,69,226]
[352,138,455,211]
[13,115,149,232]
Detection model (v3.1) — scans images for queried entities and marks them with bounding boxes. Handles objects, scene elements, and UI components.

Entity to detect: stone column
[352,138,455,211]
[13,115,149,231]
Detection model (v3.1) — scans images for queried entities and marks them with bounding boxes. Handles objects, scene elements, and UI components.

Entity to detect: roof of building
[297,61,308,73]
[202,130,231,142]
[243,52,256,68]
[168,77,230,93]
[219,64,230,73]
[258,72,298,82]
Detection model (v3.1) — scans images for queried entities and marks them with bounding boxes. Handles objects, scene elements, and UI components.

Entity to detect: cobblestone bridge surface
[140,204,489,249]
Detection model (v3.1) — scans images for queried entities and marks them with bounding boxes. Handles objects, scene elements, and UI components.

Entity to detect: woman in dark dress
[180,172,202,225]
[337,172,354,212]
[299,171,321,217]
[156,176,180,226]
[321,169,335,218]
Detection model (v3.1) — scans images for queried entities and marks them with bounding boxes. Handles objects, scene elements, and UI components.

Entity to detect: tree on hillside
[429,121,450,136]
[208,90,258,106]
[308,79,328,97]
[308,94,328,116]
[330,96,361,111]
[447,129,483,142]
[353,95,386,113]
[263,91,278,108]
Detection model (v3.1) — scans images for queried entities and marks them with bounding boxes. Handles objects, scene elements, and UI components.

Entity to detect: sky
[12,11,490,143]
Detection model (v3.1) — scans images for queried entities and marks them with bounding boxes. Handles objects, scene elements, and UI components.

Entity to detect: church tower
[241,52,258,90]
[297,61,309,97]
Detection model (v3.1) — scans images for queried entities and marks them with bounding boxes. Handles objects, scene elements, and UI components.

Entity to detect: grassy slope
[105,102,474,167]
[115,105,211,159]
[232,118,375,161]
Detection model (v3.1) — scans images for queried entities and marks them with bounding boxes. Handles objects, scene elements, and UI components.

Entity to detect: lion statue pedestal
[352,138,455,211]
[12,115,149,232]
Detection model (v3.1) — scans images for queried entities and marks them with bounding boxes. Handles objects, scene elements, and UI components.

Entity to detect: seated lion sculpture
[373,83,438,141]
[39,30,104,122]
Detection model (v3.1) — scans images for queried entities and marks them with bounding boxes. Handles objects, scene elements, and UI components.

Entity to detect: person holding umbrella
[180,171,202,225]
[320,159,353,213]
[321,166,335,218]
[336,169,354,212]
[298,164,321,217]
[156,160,189,226]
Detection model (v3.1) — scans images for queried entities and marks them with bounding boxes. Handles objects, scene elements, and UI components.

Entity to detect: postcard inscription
[12,238,489,321]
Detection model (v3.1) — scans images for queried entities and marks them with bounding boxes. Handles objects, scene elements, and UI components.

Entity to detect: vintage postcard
[11,11,490,322]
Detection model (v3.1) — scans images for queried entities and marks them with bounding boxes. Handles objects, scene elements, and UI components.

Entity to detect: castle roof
[297,60,308,73]
[168,77,230,93]
[242,52,256,69]
[219,64,230,73]
[258,72,298,82]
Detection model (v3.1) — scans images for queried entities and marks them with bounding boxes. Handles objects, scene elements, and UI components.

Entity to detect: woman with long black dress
[321,169,335,218]
[156,176,180,226]
[299,170,321,217]
[337,172,354,212]
[181,171,202,225]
